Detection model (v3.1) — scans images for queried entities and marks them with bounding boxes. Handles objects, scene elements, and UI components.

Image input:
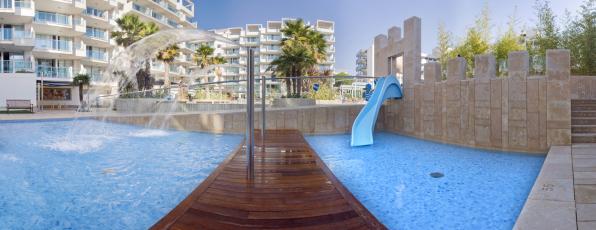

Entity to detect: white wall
[0,74,37,109]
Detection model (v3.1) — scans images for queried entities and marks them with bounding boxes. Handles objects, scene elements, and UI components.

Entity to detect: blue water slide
[351,76,403,146]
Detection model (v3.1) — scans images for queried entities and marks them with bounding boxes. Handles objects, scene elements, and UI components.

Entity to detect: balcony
[148,0,181,21]
[129,2,178,29]
[0,1,35,23]
[0,60,34,74]
[34,0,85,15]
[82,7,112,29]
[87,50,106,61]
[33,12,86,36]
[83,28,110,47]
[0,28,35,48]
[34,39,72,53]
[36,65,73,80]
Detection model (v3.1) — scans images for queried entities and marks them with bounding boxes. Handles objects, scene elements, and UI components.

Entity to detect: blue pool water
[306,133,544,230]
[0,119,242,229]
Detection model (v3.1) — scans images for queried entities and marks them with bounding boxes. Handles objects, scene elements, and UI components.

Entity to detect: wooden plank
[151,129,386,230]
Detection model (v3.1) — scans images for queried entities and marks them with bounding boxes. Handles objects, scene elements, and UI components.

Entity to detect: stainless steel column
[246,48,255,180]
[261,76,266,144]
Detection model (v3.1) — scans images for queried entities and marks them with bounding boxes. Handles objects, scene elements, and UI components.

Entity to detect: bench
[6,99,33,113]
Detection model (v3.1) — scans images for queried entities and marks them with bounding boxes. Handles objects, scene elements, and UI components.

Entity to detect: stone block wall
[102,105,363,135]
[571,76,596,99]
[381,50,571,152]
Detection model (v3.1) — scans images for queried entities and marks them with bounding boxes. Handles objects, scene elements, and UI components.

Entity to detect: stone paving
[514,144,596,230]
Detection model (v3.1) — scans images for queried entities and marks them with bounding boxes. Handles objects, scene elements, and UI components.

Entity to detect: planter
[272,98,316,108]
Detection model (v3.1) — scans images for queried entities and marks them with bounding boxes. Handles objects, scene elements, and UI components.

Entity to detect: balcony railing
[36,66,73,79]
[15,0,31,8]
[1,60,34,73]
[85,29,107,40]
[87,50,107,61]
[34,11,71,26]
[35,39,72,52]
[0,0,12,8]
[84,7,107,20]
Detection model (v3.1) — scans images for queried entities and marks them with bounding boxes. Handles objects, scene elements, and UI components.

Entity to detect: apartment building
[356,49,367,76]
[0,0,197,109]
[203,18,335,86]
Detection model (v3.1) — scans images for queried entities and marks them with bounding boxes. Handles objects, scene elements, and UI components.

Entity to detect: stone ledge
[514,145,576,229]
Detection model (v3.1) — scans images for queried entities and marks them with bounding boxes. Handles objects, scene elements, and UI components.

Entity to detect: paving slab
[577,204,596,221]
[513,199,576,230]
[575,185,596,203]
[575,172,596,185]
[529,178,575,202]
[578,221,596,230]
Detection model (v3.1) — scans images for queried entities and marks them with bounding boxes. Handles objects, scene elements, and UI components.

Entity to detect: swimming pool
[0,119,242,229]
[306,133,544,230]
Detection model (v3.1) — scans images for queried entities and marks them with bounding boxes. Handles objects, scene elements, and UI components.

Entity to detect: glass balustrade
[1,60,34,73]
[87,50,106,61]
[35,11,72,25]
[36,66,73,79]
[0,0,12,8]
[15,0,31,8]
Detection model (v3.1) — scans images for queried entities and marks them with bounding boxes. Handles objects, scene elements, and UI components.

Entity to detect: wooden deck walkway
[152,129,386,229]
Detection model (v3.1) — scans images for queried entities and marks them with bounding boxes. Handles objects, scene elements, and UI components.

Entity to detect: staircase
[572,99,596,143]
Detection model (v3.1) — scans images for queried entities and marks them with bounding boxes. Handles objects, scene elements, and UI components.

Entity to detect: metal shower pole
[261,75,266,144]
[245,48,255,180]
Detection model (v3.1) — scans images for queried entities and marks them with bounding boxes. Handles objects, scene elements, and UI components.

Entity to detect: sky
[194,0,585,74]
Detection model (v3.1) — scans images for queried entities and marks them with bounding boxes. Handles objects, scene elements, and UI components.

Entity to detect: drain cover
[430,172,444,178]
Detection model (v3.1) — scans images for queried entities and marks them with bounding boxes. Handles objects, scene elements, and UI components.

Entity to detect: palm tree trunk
[164,62,170,88]
[285,78,291,97]
[297,70,302,97]
[79,83,83,102]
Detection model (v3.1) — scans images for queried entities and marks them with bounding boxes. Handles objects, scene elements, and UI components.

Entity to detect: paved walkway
[514,144,596,230]
[151,130,386,230]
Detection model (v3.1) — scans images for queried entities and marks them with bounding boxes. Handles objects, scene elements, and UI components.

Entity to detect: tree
[437,22,452,79]
[492,9,526,76]
[270,19,328,97]
[571,0,595,75]
[73,73,90,103]
[193,44,227,83]
[475,1,492,43]
[111,14,159,93]
[156,44,181,89]
[451,28,490,77]
[529,0,559,73]
[333,72,353,87]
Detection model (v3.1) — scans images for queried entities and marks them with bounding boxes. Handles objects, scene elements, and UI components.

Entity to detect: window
[85,7,105,18]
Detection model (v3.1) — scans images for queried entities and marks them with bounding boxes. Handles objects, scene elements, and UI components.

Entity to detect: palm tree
[73,73,90,103]
[193,44,227,83]
[111,14,159,92]
[270,19,328,97]
[156,44,180,89]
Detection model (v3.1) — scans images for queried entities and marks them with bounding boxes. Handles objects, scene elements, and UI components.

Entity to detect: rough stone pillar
[373,34,388,77]
[446,57,466,143]
[507,51,529,149]
[546,49,571,145]
[402,17,421,86]
[423,62,441,138]
[474,54,496,147]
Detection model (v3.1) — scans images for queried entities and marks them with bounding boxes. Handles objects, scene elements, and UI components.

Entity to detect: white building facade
[0,0,197,109]
[204,18,335,84]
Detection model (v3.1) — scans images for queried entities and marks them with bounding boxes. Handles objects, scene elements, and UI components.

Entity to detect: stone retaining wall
[102,104,364,135]
[571,75,596,99]
[114,98,248,113]
[379,50,572,153]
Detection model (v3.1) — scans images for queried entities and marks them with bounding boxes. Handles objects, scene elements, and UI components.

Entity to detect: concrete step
[572,125,596,133]
[572,111,596,117]
[572,105,596,111]
[572,99,596,105]
[572,117,596,125]
[572,133,596,143]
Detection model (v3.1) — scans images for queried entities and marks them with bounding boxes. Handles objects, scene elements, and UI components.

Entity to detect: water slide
[351,76,403,146]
